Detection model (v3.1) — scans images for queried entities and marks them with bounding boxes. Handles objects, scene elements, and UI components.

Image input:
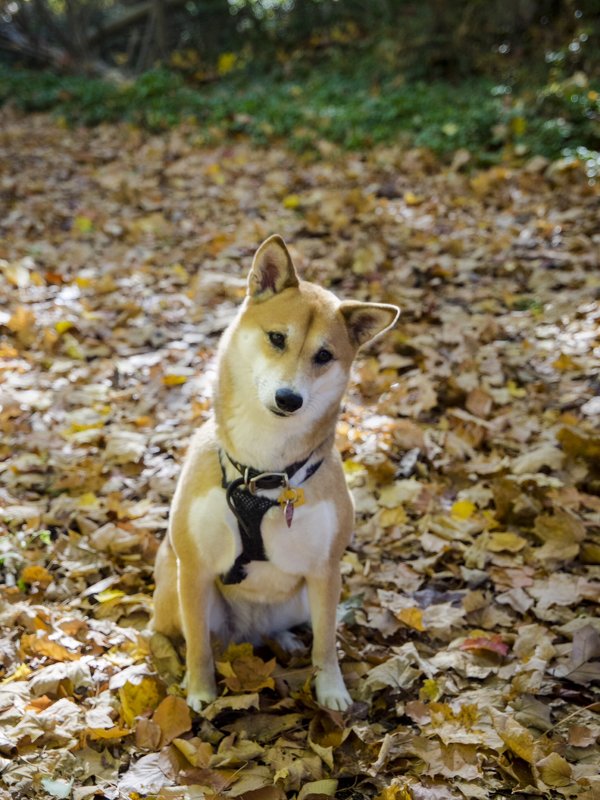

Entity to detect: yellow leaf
[342,460,364,475]
[487,532,527,553]
[557,426,600,463]
[511,115,527,136]
[75,276,92,288]
[298,780,338,799]
[451,499,476,520]
[95,589,126,603]
[217,52,237,75]
[2,663,32,683]
[379,506,408,527]
[8,306,35,333]
[77,492,99,509]
[404,191,424,206]
[118,676,163,727]
[55,320,74,334]
[482,510,501,529]
[552,353,578,371]
[88,726,131,740]
[62,332,84,360]
[375,786,413,800]
[162,374,188,386]
[73,215,94,234]
[221,642,254,661]
[172,737,213,767]
[171,263,189,282]
[216,647,276,693]
[283,194,301,209]
[507,380,527,398]
[490,709,536,764]
[419,678,441,702]
[470,167,509,196]
[396,607,425,632]
[536,752,572,787]
[133,415,153,427]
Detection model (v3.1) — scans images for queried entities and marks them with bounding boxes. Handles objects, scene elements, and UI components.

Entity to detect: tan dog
[152,235,399,711]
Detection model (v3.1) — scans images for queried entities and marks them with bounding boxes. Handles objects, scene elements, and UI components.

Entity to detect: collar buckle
[247,471,290,494]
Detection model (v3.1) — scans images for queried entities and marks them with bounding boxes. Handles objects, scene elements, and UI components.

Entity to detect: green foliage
[1,49,598,161]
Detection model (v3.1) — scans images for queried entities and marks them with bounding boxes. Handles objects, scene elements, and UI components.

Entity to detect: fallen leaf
[118,676,164,727]
[459,634,509,657]
[216,650,276,694]
[535,752,572,787]
[490,709,537,764]
[451,500,476,520]
[396,607,425,632]
[152,695,192,746]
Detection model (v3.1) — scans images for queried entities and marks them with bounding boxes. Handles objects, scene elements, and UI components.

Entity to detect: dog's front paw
[183,672,217,712]
[315,670,352,711]
[186,690,217,712]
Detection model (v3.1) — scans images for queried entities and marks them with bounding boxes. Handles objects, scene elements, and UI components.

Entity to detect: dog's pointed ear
[248,235,299,301]
[340,301,400,348]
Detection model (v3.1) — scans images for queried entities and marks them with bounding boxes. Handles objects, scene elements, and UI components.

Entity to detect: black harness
[219,450,324,585]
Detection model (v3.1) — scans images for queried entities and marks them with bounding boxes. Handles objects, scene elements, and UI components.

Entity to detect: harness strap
[219,449,324,585]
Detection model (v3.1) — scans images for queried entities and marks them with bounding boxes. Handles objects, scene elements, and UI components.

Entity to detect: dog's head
[222,235,399,426]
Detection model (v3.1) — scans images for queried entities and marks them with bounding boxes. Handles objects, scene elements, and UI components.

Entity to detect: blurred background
[0,1,599,162]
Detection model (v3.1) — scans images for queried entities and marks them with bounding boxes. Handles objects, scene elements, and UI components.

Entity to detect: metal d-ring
[246,471,289,494]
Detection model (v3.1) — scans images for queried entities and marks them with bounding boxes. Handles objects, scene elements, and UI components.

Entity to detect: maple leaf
[216,650,276,694]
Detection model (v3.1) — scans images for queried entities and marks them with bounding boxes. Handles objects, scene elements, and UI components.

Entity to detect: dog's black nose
[275,388,303,413]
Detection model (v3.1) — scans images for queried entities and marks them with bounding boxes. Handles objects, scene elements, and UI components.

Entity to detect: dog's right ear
[248,235,299,301]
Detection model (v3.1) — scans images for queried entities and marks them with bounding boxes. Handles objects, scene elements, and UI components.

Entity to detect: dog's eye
[268,331,286,350]
[314,348,333,365]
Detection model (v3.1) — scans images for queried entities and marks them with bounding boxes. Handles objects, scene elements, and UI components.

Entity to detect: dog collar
[223,451,320,493]
[219,449,324,585]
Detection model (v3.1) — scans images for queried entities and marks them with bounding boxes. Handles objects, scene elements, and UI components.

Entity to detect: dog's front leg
[178,557,218,711]
[307,569,352,711]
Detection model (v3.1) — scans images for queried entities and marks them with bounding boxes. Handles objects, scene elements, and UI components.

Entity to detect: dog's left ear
[340,301,400,348]
[248,235,299,301]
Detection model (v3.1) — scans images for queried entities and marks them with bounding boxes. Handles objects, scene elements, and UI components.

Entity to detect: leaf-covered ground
[0,109,599,800]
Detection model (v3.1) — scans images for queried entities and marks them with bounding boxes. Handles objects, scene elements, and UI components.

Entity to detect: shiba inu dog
[152,235,399,711]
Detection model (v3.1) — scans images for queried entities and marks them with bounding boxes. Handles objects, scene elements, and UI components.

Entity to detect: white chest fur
[187,488,337,584]
[261,499,338,575]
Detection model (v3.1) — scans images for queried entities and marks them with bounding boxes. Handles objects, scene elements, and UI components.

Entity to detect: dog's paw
[315,670,352,711]
[185,686,217,712]
[183,672,217,712]
[186,691,216,713]
[274,630,307,655]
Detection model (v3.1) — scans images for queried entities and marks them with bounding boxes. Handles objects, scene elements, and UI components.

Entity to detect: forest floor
[0,109,599,800]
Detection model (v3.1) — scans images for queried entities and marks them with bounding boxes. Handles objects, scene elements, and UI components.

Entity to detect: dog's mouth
[270,407,293,418]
